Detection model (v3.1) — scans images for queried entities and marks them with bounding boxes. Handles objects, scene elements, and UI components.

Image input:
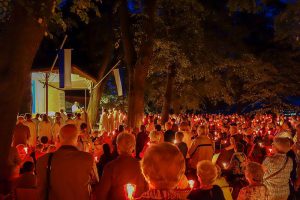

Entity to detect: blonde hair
[179,122,190,132]
[245,162,264,183]
[149,131,161,143]
[141,143,185,189]
[197,160,218,185]
[197,125,206,136]
[116,133,135,154]
[175,132,184,142]
[273,137,291,153]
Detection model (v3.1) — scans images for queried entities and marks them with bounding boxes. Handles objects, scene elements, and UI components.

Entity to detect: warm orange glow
[188,180,195,189]
[125,183,136,200]
[24,147,28,154]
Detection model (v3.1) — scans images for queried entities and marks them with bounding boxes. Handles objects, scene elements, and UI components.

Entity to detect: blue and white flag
[58,49,72,88]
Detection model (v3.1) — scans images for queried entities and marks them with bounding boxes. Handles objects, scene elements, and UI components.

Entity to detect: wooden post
[45,73,49,115]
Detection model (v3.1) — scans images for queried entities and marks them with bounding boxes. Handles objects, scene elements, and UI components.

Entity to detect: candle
[124,183,136,200]
[188,180,195,189]
[24,147,28,154]
[222,162,228,169]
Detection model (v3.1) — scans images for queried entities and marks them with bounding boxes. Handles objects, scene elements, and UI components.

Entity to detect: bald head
[59,124,78,145]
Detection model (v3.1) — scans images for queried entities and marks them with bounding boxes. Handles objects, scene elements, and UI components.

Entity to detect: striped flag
[113,68,124,96]
[58,49,72,88]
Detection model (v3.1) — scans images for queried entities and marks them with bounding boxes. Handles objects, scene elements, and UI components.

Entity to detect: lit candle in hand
[188,180,195,190]
[24,147,28,154]
[124,183,136,200]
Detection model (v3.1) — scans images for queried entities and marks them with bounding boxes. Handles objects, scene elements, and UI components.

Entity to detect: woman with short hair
[187,160,225,200]
[237,162,268,200]
[137,142,185,200]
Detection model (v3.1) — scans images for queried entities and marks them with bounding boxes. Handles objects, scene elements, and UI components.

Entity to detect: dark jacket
[95,154,148,200]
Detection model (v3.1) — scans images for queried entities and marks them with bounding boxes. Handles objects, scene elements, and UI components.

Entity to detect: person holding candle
[187,160,225,200]
[263,137,293,200]
[95,133,147,200]
[12,116,30,147]
[189,125,214,169]
[139,130,162,158]
[36,124,99,200]
[137,142,185,200]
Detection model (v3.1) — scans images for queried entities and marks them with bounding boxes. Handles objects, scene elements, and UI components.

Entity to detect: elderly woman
[237,162,268,200]
[96,133,147,200]
[189,125,214,170]
[263,137,293,200]
[139,131,162,158]
[137,142,185,200]
[187,160,225,200]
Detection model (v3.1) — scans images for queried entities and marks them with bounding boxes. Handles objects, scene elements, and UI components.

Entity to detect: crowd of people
[3,109,300,200]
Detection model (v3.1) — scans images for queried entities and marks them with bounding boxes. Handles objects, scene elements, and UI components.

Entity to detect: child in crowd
[237,162,268,200]
[187,160,225,200]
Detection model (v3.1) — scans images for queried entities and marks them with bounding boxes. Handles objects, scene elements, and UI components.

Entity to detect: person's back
[188,185,225,200]
[16,162,37,189]
[96,155,147,200]
[263,137,293,200]
[96,133,147,200]
[214,177,233,200]
[164,129,175,143]
[136,126,149,159]
[16,172,37,189]
[36,124,98,200]
[189,135,213,169]
[177,142,188,158]
[38,121,52,141]
[13,120,30,147]
[37,147,95,200]
[23,116,37,147]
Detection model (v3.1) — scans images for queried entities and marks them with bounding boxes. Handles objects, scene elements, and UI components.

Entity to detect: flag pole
[45,35,68,115]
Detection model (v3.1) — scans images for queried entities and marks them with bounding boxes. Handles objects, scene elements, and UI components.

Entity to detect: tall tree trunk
[119,0,137,128]
[19,73,32,114]
[87,0,114,127]
[87,83,105,128]
[0,0,53,188]
[129,0,157,129]
[161,64,176,124]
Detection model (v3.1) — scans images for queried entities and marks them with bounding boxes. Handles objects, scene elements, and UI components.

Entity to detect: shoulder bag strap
[264,156,289,181]
[190,144,212,158]
[46,153,54,200]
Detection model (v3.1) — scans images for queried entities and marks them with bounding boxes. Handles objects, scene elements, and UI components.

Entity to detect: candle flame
[24,147,28,154]
[188,180,195,189]
[125,183,136,199]
[222,162,228,169]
